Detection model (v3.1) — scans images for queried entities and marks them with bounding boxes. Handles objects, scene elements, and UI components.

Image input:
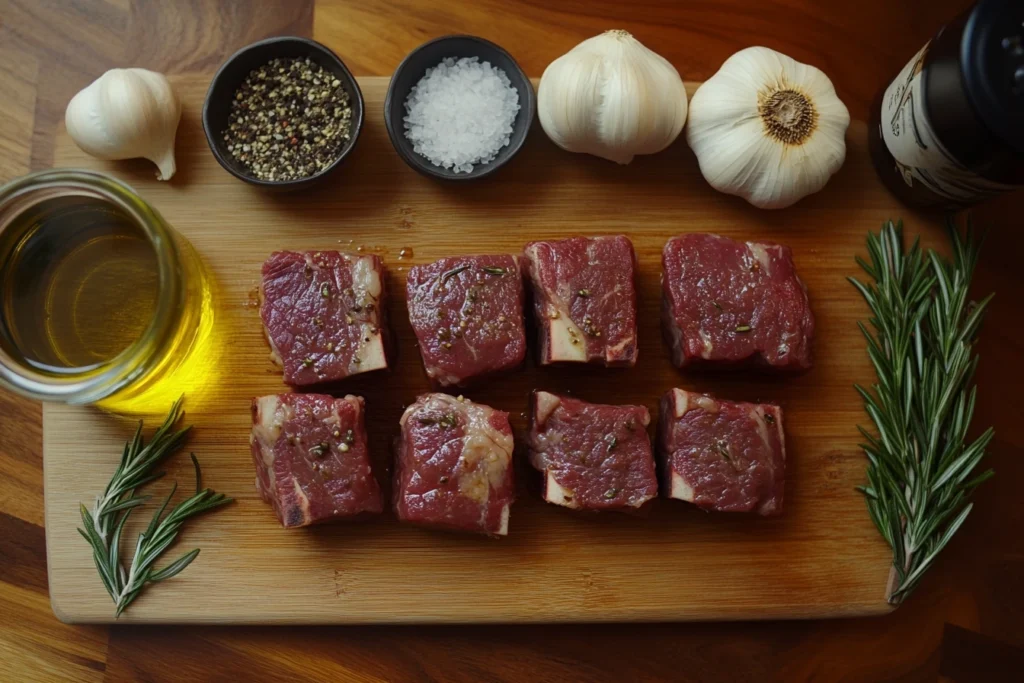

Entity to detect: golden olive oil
[0,175,219,415]
[0,196,160,371]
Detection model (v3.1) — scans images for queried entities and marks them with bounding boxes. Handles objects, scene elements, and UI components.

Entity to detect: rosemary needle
[77,397,232,617]
[849,219,994,605]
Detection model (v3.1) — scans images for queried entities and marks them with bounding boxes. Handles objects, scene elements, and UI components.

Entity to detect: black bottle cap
[962,0,1024,156]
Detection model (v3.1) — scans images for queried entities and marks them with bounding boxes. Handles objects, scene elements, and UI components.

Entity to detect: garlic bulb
[686,47,850,209]
[66,68,182,181]
[538,30,688,165]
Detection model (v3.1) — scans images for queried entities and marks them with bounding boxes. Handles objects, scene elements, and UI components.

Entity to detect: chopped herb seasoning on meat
[661,234,813,370]
[441,264,470,283]
[418,413,458,429]
[715,440,731,461]
[223,57,353,182]
[406,255,526,387]
[251,394,383,528]
[659,388,785,516]
[523,236,639,368]
[528,392,658,511]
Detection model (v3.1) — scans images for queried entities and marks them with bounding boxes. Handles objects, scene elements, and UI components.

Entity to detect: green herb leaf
[441,264,470,282]
[76,398,233,618]
[482,266,507,276]
[851,218,994,606]
[149,548,201,583]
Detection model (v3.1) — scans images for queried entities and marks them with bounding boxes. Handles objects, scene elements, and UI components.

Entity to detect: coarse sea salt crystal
[403,56,521,174]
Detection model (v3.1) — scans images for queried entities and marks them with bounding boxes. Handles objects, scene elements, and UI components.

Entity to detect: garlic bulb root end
[686,46,850,210]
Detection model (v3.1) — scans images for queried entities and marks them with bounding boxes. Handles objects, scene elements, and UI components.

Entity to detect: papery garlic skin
[686,47,850,209]
[66,68,182,181]
[538,30,688,165]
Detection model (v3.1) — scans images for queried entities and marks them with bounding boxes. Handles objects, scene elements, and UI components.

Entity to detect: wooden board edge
[44,601,898,625]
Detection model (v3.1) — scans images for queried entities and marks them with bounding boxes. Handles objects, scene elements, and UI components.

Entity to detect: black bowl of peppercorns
[203,36,364,190]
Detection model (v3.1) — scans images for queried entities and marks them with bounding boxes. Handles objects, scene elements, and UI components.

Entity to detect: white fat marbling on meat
[458,410,513,505]
[252,395,290,445]
[351,322,387,373]
[410,395,513,510]
[543,471,579,509]
[671,388,690,418]
[669,470,695,502]
[752,406,773,453]
[534,391,561,426]
[746,242,773,275]
[671,389,718,417]
[698,329,714,359]
[292,478,311,525]
[546,305,587,362]
[606,334,634,359]
[496,504,510,536]
[351,255,382,301]
[694,395,719,413]
[251,396,293,497]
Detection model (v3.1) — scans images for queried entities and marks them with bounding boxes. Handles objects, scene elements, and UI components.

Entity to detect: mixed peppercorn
[223,57,353,181]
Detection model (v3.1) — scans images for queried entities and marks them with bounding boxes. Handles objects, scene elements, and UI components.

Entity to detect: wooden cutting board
[44,76,930,624]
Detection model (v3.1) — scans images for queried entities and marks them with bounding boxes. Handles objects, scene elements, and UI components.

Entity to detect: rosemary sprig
[77,398,232,617]
[850,219,994,605]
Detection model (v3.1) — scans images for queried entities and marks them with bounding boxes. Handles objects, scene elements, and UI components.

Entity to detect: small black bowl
[202,36,364,190]
[384,35,535,181]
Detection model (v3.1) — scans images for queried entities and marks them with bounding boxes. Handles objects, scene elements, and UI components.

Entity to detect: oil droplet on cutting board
[398,247,414,260]
[245,286,260,309]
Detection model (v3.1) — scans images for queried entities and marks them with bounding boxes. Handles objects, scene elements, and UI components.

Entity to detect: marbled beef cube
[523,236,639,366]
[658,388,785,516]
[528,391,657,511]
[405,255,526,387]
[250,393,383,528]
[394,393,515,536]
[661,234,814,370]
[260,251,393,387]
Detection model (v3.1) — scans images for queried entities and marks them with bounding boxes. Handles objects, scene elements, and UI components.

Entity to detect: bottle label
[880,41,1019,203]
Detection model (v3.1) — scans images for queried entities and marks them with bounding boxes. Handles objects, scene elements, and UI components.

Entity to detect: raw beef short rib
[523,236,639,366]
[394,393,515,536]
[260,250,393,387]
[405,255,526,387]
[250,393,383,528]
[528,391,658,511]
[658,388,785,515]
[661,234,813,370]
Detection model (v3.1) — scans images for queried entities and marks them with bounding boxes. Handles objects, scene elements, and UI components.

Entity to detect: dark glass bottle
[869,0,1024,210]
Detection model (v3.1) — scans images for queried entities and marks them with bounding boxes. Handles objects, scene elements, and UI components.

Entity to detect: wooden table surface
[1,1,1022,680]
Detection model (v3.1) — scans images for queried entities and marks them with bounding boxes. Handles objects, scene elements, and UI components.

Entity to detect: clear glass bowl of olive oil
[0,170,216,414]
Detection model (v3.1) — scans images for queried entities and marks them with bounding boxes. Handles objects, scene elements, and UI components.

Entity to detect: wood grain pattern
[4,0,1024,678]
[44,76,906,624]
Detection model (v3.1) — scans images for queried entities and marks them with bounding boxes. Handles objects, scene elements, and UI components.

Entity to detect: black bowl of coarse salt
[202,36,364,190]
[384,35,536,181]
